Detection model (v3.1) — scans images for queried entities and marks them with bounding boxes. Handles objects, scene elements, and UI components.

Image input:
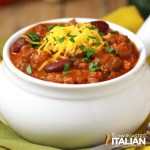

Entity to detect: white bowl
[0,18,150,149]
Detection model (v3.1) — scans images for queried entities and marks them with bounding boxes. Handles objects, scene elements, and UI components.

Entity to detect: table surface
[0,0,128,39]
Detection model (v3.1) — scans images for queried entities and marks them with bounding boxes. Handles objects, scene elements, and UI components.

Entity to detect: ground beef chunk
[103,33,133,59]
[31,51,51,64]
[100,54,122,73]
[34,24,49,37]
[112,42,132,59]
[92,50,122,74]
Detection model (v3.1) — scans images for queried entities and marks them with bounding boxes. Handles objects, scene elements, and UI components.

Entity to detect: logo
[105,133,146,148]
[105,133,111,146]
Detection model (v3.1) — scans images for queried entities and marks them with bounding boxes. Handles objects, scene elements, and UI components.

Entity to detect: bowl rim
[3,17,146,89]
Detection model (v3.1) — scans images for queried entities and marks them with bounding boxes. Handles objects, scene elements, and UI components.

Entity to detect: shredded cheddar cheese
[38,23,105,58]
[21,22,107,71]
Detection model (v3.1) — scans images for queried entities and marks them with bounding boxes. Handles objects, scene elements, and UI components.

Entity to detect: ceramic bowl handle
[136,15,150,57]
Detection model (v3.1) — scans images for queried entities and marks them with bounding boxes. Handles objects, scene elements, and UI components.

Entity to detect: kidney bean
[12,37,28,53]
[44,59,74,73]
[91,21,109,33]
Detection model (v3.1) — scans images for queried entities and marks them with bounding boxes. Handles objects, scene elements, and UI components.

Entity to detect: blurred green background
[129,0,150,19]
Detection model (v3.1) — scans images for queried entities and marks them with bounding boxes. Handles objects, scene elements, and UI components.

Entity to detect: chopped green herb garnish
[73,56,76,62]
[89,25,95,30]
[109,31,116,34]
[80,45,85,50]
[89,61,99,72]
[27,64,32,75]
[19,39,24,43]
[35,44,40,49]
[59,25,66,27]
[93,41,100,46]
[51,32,53,34]
[46,37,48,42]
[106,40,109,47]
[98,31,105,36]
[69,36,75,43]
[100,56,104,58]
[42,75,46,78]
[79,30,82,33]
[88,35,97,39]
[82,48,95,62]
[127,39,130,43]
[30,43,33,48]
[46,25,56,29]
[114,51,120,56]
[86,48,95,58]
[71,35,77,37]
[67,34,77,43]
[29,31,41,42]
[66,33,72,37]
[58,37,65,43]
[53,36,56,41]
[67,33,71,37]
[87,38,89,41]
[108,47,119,56]
[63,63,70,75]
[67,33,77,40]
[83,58,89,62]
[91,48,95,51]
[108,47,114,53]
[90,66,99,72]
[67,55,70,58]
